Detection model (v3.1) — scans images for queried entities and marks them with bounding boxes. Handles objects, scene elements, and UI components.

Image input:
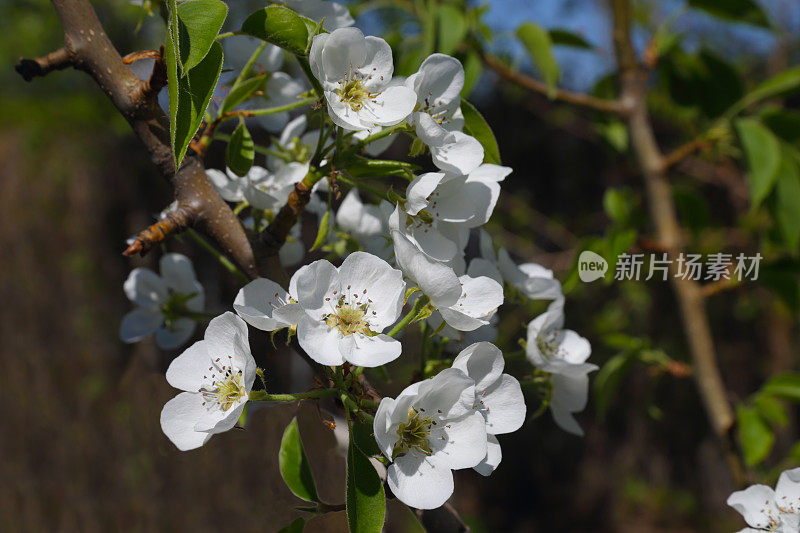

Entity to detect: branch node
[123,204,197,257]
[15,48,72,82]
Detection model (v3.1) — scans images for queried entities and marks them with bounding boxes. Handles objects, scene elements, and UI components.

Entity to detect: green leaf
[516,22,559,97]
[736,404,774,466]
[594,352,635,419]
[436,4,467,55]
[226,120,255,177]
[166,39,224,169]
[346,432,385,533]
[549,28,592,49]
[762,373,800,402]
[735,117,781,209]
[774,150,800,251]
[351,419,381,457]
[241,6,310,56]
[220,73,267,115]
[278,517,306,533]
[727,67,800,118]
[309,209,330,252]
[753,394,788,427]
[688,0,770,28]
[177,0,228,72]
[279,417,319,503]
[461,100,501,164]
[167,0,181,75]
[603,188,632,226]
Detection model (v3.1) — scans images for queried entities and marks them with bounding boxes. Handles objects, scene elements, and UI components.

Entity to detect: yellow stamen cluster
[392,407,434,460]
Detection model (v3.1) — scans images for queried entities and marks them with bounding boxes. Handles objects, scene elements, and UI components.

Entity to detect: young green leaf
[277,517,305,533]
[762,373,800,402]
[753,394,788,427]
[436,4,467,55]
[241,6,310,56]
[736,404,774,466]
[461,100,501,165]
[177,0,228,71]
[351,419,381,457]
[226,120,255,177]
[735,117,781,209]
[167,39,224,169]
[220,73,267,116]
[516,22,559,97]
[279,417,319,503]
[726,67,800,118]
[687,0,770,28]
[309,210,330,252]
[549,28,592,49]
[346,434,385,533]
[774,151,800,252]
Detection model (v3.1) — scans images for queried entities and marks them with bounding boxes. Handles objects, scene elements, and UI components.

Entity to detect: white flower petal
[365,85,417,127]
[337,251,406,330]
[430,132,484,175]
[405,172,446,215]
[160,392,213,451]
[292,259,340,320]
[340,333,401,367]
[440,275,503,332]
[234,278,295,331]
[450,342,504,391]
[206,168,245,202]
[203,312,251,370]
[321,28,367,84]
[417,368,475,419]
[474,434,502,477]
[432,410,487,470]
[373,397,397,457]
[727,485,780,530]
[120,306,163,343]
[776,467,800,514]
[481,374,526,435]
[156,319,196,350]
[388,454,454,510]
[467,258,502,285]
[124,268,168,307]
[159,253,198,295]
[408,54,464,114]
[408,223,458,262]
[297,316,346,366]
[165,340,211,391]
[360,36,394,92]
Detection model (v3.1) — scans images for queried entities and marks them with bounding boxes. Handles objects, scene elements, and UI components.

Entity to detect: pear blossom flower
[309,28,417,131]
[477,230,562,300]
[389,206,462,309]
[373,368,488,509]
[438,274,503,332]
[234,277,304,332]
[450,342,526,476]
[292,252,406,366]
[120,253,204,350]
[206,163,307,211]
[526,298,596,435]
[160,312,256,451]
[285,0,355,31]
[728,467,800,532]
[406,54,483,174]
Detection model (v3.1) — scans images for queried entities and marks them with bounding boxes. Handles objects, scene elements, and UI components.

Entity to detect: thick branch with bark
[15,0,258,278]
[610,0,743,485]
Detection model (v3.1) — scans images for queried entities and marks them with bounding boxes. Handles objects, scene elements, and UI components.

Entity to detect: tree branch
[479,51,630,115]
[610,0,744,485]
[14,47,72,81]
[18,0,258,278]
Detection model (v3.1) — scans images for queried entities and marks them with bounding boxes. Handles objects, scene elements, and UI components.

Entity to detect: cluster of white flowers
[120,0,599,513]
[728,467,800,532]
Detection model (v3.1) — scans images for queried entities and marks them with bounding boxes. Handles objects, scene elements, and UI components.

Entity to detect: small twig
[130,46,167,106]
[15,48,72,81]
[479,51,629,115]
[124,203,196,257]
[701,278,742,298]
[660,137,710,171]
[121,49,161,64]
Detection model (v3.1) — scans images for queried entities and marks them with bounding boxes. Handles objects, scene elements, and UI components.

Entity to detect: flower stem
[184,229,250,283]
[245,96,318,117]
[248,388,339,402]
[231,40,267,91]
[387,295,429,338]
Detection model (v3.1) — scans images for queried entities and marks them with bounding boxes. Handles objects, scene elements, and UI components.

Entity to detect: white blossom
[450,342,526,476]
[234,276,305,332]
[438,274,503,332]
[477,229,563,300]
[336,189,392,258]
[120,253,204,350]
[293,252,406,366]
[373,368,488,509]
[310,28,417,131]
[285,0,355,31]
[526,298,596,435]
[256,72,306,131]
[206,163,307,211]
[160,312,256,450]
[406,54,483,174]
[728,467,800,532]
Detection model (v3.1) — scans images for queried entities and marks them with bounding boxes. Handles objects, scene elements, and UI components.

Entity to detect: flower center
[200,363,246,412]
[336,78,373,112]
[392,407,433,460]
[537,329,562,360]
[326,303,370,335]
